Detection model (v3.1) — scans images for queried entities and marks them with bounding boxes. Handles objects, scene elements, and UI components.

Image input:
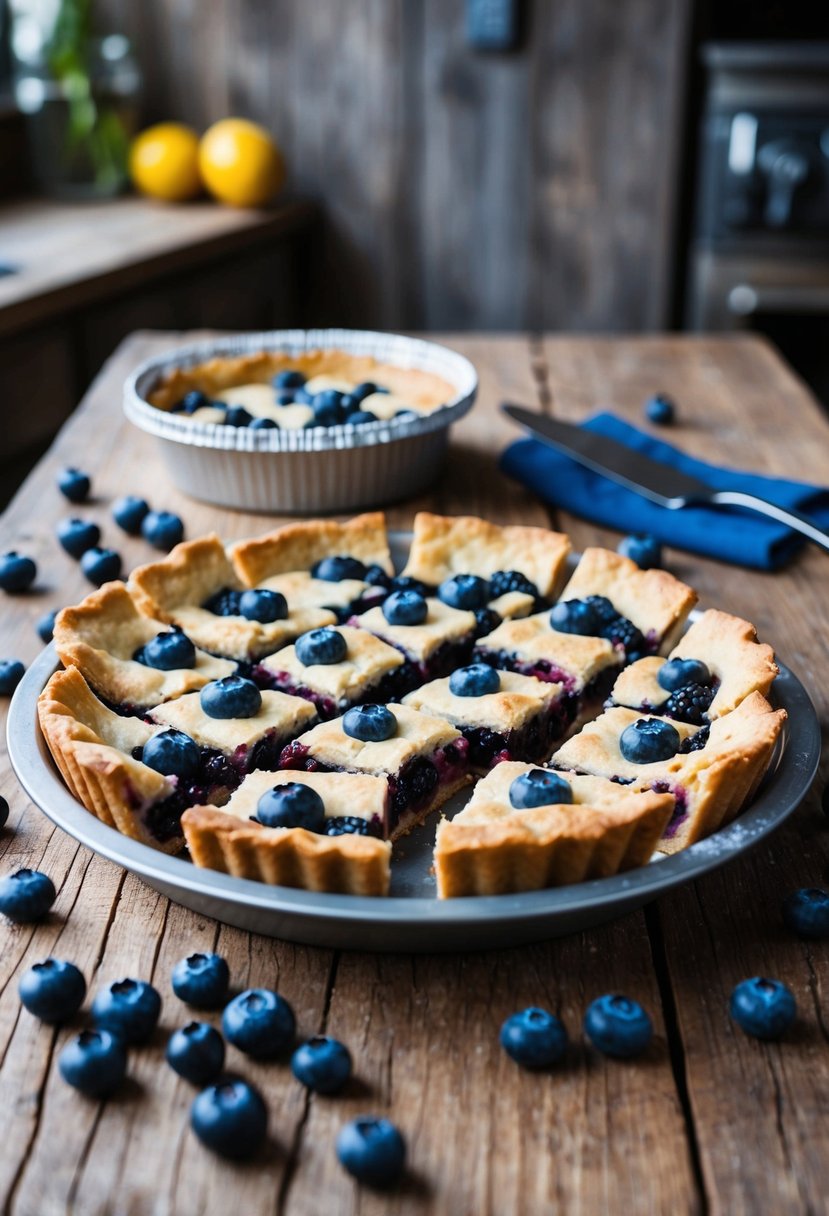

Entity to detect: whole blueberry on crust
[509,769,573,809]
[295,627,348,667]
[619,718,680,764]
[382,590,427,626]
[200,675,262,719]
[256,783,326,832]
[342,704,396,743]
[142,728,200,778]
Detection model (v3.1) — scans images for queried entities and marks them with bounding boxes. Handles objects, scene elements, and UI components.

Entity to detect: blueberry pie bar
[349,596,477,681]
[434,763,674,897]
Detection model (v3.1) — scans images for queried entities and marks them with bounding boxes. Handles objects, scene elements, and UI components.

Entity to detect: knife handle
[709,490,829,556]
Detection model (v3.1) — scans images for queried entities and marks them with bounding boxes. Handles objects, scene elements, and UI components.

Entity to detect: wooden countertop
[0,331,827,1216]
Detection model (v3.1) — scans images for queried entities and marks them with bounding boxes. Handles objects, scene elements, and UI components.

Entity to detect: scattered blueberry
[488,570,539,599]
[166,1022,226,1085]
[142,728,200,778]
[781,888,829,940]
[584,994,653,1057]
[438,573,490,611]
[0,660,25,695]
[336,1117,406,1188]
[250,416,278,429]
[58,467,91,503]
[80,547,122,586]
[57,518,101,559]
[140,630,196,671]
[200,675,262,719]
[295,627,348,666]
[730,977,795,1040]
[619,718,680,764]
[238,588,287,623]
[36,611,58,644]
[347,411,377,426]
[256,782,326,832]
[0,552,37,594]
[91,978,162,1044]
[311,391,345,426]
[222,988,296,1058]
[171,952,230,1008]
[190,1078,268,1160]
[291,1035,353,1094]
[382,590,427,626]
[311,555,367,583]
[449,663,500,697]
[645,393,675,425]
[509,769,572,809]
[178,390,209,414]
[112,495,150,534]
[59,1029,126,1097]
[500,1007,568,1068]
[19,958,86,1023]
[657,658,711,692]
[141,510,184,551]
[274,369,305,389]
[0,796,8,828]
[224,406,253,428]
[617,534,662,570]
[0,869,56,921]
[549,598,599,636]
[342,703,396,743]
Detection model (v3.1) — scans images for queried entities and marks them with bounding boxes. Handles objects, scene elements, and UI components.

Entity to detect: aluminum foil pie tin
[123,329,478,514]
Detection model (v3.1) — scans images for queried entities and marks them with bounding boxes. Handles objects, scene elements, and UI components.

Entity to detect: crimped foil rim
[123,329,478,453]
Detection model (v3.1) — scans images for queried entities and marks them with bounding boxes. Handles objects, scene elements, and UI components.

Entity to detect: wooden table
[0,332,827,1216]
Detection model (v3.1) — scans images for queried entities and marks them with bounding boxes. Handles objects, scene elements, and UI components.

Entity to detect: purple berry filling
[251,662,421,720]
[461,698,577,770]
[651,781,689,838]
[345,620,475,681]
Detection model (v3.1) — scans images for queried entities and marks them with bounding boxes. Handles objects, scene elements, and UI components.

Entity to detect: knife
[502,403,829,556]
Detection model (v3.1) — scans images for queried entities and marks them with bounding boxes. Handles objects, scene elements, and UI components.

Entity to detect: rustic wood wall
[97,0,691,331]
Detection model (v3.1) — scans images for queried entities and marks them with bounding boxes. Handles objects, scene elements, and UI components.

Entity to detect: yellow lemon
[129,123,202,202]
[199,118,285,208]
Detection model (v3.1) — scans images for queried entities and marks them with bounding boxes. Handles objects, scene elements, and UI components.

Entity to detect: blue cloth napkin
[499,412,829,571]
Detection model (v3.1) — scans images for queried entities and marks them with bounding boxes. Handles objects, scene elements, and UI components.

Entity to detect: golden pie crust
[230,512,393,589]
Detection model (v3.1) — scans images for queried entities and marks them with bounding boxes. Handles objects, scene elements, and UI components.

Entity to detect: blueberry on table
[239,588,287,623]
[449,663,500,698]
[166,1022,226,1085]
[80,547,122,587]
[657,658,711,692]
[500,1007,568,1068]
[617,534,662,570]
[59,1029,127,1098]
[311,555,367,583]
[256,782,326,832]
[382,590,427,626]
[91,977,162,1045]
[0,660,25,696]
[0,552,37,594]
[336,1116,406,1188]
[274,369,305,389]
[141,510,184,551]
[0,796,8,828]
[730,977,796,1040]
[619,717,681,764]
[645,393,675,425]
[190,1078,268,1160]
[222,988,296,1058]
[57,518,101,559]
[171,952,230,1008]
[509,769,573,809]
[782,888,829,939]
[584,994,653,1058]
[199,675,262,719]
[36,610,58,644]
[342,704,397,743]
[57,467,91,503]
[19,958,86,1023]
[112,495,150,535]
[295,627,348,666]
[0,868,56,922]
[438,573,490,611]
[139,630,197,671]
[142,728,200,778]
[291,1035,353,1094]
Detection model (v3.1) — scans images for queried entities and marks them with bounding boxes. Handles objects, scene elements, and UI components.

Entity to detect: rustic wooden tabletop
[0,331,827,1216]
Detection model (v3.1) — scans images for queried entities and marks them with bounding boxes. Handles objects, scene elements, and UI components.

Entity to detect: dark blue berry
[584,994,653,1057]
[389,575,430,596]
[178,390,209,414]
[438,573,490,611]
[256,782,325,832]
[394,409,418,421]
[645,393,675,425]
[91,978,161,1044]
[222,988,295,1058]
[0,796,8,828]
[473,607,501,638]
[57,518,101,558]
[657,658,711,692]
[336,1117,406,1188]
[347,411,377,426]
[311,391,345,426]
[0,659,25,695]
[293,387,314,405]
[274,369,305,389]
[238,589,287,623]
[488,570,539,599]
[382,590,427,626]
[325,816,371,836]
[664,684,714,725]
[19,958,86,1023]
[142,728,200,778]
[295,627,347,666]
[36,610,58,644]
[80,547,122,586]
[549,598,599,636]
[166,1022,225,1085]
[203,587,242,617]
[339,394,358,415]
[342,704,396,743]
[191,1079,268,1160]
[311,555,367,583]
[275,391,294,406]
[172,952,230,1008]
[112,496,150,534]
[364,564,392,590]
[141,631,196,671]
[617,534,662,570]
[619,718,680,764]
[351,381,376,402]
[250,416,278,429]
[0,552,37,593]
[225,406,253,428]
[449,664,500,697]
[200,675,262,719]
[730,977,795,1040]
[58,467,90,503]
[141,510,184,551]
[0,868,56,921]
[291,1035,352,1094]
[781,888,829,940]
[59,1029,126,1097]
[500,1007,568,1068]
[509,769,572,809]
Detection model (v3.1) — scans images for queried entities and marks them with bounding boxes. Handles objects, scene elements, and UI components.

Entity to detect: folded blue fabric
[499,412,829,571]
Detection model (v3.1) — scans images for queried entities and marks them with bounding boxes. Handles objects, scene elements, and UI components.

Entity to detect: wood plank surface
[0,330,825,1215]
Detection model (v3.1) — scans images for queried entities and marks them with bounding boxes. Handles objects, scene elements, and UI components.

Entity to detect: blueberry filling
[488,570,539,599]
[651,781,689,837]
[461,701,575,769]
[251,662,419,720]
[679,725,709,753]
[325,816,379,837]
[347,621,475,680]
